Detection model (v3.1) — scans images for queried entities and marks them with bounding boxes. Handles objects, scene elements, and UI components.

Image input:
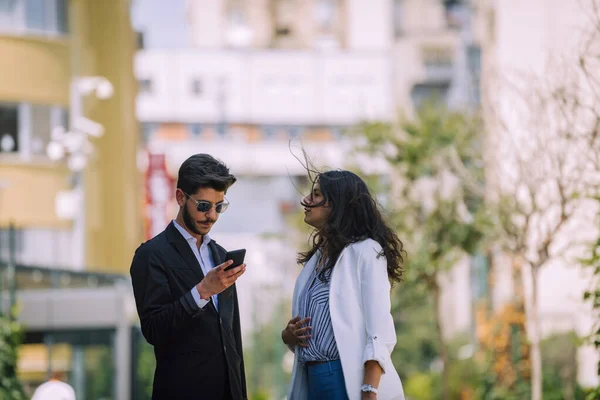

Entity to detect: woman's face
[302,180,331,228]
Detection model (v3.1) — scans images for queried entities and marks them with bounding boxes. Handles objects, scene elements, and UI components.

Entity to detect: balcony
[135,49,393,125]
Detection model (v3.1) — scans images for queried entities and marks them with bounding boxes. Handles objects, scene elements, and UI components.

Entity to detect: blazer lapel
[292,252,319,317]
[165,222,204,284]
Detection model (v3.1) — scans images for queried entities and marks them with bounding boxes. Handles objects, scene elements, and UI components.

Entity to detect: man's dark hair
[177,154,237,194]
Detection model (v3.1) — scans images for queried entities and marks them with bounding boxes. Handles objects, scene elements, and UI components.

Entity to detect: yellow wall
[0,0,141,273]
[0,35,71,105]
[0,164,71,229]
[77,0,141,273]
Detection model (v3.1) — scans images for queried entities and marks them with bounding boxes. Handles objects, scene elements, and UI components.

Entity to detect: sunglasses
[183,192,230,214]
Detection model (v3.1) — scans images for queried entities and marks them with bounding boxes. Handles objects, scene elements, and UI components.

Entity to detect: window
[422,45,454,81]
[191,79,203,96]
[443,0,464,30]
[136,31,145,50]
[315,0,336,30]
[141,123,158,144]
[0,0,68,35]
[393,0,403,37]
[0,104,19,153]
[188,123,203,137]
[289,126,302,139]
[261,125,276,139]
[0,227,24,264]
[467,45,481,105]
[138,79,153,94]
[0,102,67,157]
[216,122,227,137]
[410,82,450,109]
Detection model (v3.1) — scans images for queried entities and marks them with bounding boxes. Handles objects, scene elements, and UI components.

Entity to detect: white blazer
[287,238,405,400]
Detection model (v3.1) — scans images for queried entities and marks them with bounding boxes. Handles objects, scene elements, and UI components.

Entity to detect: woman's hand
[281,315,312,348]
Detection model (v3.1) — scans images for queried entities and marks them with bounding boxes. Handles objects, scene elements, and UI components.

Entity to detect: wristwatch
[361,384,378,394]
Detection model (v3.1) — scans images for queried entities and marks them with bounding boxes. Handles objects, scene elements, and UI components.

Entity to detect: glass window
[138,79,153,94]
[141,122,158,144]
[410,82,450,109]
[1,0,68,35]
[0,103,67,157]
[0,0,20,30]
[136,31,145,50]
[191,79,203,96]
[0,104,19,153]
[55,0,67,33]
[315,0,336,30]
[393,0,403,37]
[188,123,203,137]
[30,104,51,155]
[25,0,45,31]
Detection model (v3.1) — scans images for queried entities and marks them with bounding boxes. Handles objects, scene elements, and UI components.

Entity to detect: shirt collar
[172,220,212,246]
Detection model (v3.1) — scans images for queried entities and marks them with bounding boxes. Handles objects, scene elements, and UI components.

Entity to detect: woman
[282,170,406,400]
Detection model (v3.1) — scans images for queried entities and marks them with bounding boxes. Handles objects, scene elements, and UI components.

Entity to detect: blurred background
[1,0,600,399]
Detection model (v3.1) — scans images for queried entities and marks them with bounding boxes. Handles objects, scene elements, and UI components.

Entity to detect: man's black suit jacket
[130,222,247,399]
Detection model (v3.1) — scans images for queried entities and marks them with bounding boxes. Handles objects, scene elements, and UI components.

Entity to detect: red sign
[145,153,174,239]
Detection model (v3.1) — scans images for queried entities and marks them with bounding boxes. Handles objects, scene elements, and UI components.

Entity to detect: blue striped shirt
[298,252,340,363]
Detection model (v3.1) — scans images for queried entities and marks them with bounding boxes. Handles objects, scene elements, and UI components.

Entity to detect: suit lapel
[166,222,205,284]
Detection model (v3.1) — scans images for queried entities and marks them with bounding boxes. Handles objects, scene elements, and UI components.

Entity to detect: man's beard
[183,203,204,235]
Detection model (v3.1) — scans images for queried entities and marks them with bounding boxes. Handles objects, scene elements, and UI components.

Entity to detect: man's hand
[281,315,312,348]
[196,260,246,299]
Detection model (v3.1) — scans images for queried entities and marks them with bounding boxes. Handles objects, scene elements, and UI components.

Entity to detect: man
[130,154,247,399]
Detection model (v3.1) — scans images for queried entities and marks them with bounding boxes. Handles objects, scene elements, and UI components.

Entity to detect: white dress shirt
[172,220,219,311]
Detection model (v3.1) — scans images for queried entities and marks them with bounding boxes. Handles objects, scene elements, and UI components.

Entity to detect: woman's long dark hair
[298,170,405,284]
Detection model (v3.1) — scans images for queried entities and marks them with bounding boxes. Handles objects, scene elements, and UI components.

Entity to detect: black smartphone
[223,249,246,271]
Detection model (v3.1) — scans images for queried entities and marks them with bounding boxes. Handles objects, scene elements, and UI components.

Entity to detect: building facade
[0,0,140,273]
[0,1,141,398]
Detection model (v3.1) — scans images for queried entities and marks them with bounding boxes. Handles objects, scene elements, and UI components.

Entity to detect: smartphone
[223,249,246,271]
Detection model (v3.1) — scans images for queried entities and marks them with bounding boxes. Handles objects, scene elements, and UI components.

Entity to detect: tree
[357,104,489,399]
[482,13,600,396]
[581,238,600,400]
[0,312,26,400]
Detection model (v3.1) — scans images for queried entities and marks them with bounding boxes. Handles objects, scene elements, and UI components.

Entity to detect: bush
[0,313,25,400]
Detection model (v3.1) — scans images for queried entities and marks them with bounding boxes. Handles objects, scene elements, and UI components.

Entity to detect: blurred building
[0,0,141,398]
[131,0,481,367]
[0,0,139,273]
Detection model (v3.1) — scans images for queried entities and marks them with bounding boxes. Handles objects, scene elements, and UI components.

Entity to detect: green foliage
[581,238,600,399]
[357,104,489,278]
[404,372,437,400]
[245,301,290,400]
[541,332,581,400]
[356,104,489,399]
[391,281,439,379]
[132,329,156,400]
[0,312,26,400]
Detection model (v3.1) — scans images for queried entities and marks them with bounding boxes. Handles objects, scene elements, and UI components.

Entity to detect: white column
[114,282,132,400]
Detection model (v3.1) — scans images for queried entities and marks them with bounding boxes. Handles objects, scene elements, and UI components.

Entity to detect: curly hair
[298,170,405,284]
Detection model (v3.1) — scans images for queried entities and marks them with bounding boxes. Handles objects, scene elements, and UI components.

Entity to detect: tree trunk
[433,281,450,400]
[529,265,543,400]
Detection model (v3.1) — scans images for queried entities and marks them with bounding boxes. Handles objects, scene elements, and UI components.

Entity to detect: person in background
[282,169,406,400]
[130,154,247,399]
[31,371,76,400]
